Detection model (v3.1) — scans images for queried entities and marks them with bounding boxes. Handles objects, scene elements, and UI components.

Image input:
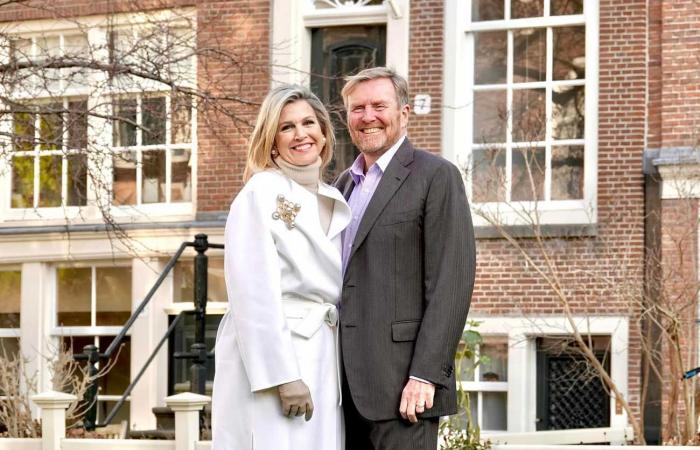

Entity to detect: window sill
[0,203,196,227]
[470,200,597,239]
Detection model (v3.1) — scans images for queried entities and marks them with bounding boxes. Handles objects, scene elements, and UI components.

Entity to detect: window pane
[0,338,19,360]
[13,111,35,152]
[552,85,584,139]
[67,154,88,206]
[174,258,227,303]
[482,392,508,430]
[38,155,62,207]
[551,145,584,200]
[551,0,583,15]
[514,28,546,83]
[513,88,545,142]
[480,338,508,382]
[511,0,543,18]
[64,34,90,88]
[96,267,132,326]
[142,150,166,203]
[468,392,479,427]
[142,97,166,145]
[98,336,131,395]
[475,31,507,84]
[113,151,137,205]
[473,90,507,143]
[39,106,63,151]
[68,101,88,150]
[0,271,21,328]
[553,26,585,80]
[472,0,503,21]
[113,100,137,147]
[12,38,32,64]
[57,268,92,326]
[472,148,506,203]
[11,156,34,208]
[171,149,192,202]
[171,94,192,144]
[511,147,545,201]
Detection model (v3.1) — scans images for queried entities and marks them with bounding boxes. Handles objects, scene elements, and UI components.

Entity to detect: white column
[32,391,76,450]
[271,0,308,86]
[129,257,171,430]
[166,392,211,450]
[386,0,410,79]
[507,333,536,432]
[21,263,54,418]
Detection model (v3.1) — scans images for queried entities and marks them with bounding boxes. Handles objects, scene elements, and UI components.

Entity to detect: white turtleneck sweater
[274,156,334,234]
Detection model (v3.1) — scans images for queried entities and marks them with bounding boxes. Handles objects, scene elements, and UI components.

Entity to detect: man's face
[346,78,409,157]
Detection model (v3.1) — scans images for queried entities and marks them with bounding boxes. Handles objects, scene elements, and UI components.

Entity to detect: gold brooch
[272,194,301,229]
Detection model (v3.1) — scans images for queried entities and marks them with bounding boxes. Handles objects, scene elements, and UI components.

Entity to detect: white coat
[212,169,351,450]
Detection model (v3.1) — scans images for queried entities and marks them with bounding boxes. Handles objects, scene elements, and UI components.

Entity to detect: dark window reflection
[511,147,545,201]
[472,0,504,21]
[475,31,507,84]
[551,145,584,200]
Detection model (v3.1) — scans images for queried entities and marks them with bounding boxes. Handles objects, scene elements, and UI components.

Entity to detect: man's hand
[278,380,314,421]
[399,378,435,423]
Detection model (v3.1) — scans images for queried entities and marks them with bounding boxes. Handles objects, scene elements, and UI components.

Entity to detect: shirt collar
[349,134,406,184]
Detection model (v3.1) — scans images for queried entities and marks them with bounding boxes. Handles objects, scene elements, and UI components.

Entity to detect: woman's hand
[278,380,314,421]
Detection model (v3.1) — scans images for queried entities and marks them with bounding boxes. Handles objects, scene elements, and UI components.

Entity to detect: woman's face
[274,100,325,167]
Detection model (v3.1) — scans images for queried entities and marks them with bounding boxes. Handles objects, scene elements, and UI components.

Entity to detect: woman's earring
[271,148,279,157]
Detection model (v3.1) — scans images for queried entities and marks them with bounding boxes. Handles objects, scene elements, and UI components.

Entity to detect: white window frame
[0,265,22,361]
[467,315,629,433]
[443,0,598,227]
[51,261,133,422]
[0,8,198,226]
[271,0,410,86]
[459,335,509,432]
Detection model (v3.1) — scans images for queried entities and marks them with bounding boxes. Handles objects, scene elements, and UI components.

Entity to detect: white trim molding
[468,315,630,433]
[443,0,599,228]
[271,0,410,86]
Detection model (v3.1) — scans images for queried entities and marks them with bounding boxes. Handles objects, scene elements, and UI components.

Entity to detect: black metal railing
[74,233,223,430]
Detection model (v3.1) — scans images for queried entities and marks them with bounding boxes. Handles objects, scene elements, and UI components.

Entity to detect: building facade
[0,0,697,443]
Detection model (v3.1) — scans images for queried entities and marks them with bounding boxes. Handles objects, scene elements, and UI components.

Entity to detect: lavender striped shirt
[341,135,406,274]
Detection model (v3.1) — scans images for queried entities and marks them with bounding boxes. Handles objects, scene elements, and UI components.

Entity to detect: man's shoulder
[408,146,459,175]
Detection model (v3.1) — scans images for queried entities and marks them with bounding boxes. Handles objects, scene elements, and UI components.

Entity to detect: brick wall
[649,0,700,440]
[469,0,649,421]
[195,0,270,212]
[407,0,443,153]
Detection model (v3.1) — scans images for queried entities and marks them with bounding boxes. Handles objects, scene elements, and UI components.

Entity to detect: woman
[212,85,350,450]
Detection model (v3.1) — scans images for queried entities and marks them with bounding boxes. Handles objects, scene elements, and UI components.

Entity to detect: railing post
[191,233,209,395]
[166,393,211,450]
[32,391,76,450]
[82,344,99,431]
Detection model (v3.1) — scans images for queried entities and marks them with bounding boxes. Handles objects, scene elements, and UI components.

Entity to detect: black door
[168,313,222,396]
[536,337,611,430]
[310,25,386,181]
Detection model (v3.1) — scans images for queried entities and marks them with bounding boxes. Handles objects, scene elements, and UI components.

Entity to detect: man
[336,66,476,449]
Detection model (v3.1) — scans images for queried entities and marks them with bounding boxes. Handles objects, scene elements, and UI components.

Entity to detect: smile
[361,128,382,134]
[291,143,313,151]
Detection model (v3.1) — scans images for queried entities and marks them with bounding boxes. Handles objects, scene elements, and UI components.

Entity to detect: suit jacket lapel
[347,140,414,266]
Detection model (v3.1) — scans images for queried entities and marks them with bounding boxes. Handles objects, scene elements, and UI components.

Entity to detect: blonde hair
[244,85,335,181]
[341,66,409,108]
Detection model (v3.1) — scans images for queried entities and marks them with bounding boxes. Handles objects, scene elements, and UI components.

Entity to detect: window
[0,268,21,360]
[112,94,193,205]
[173,257,226,303]
[54,264,132,423]
[0,10,197,221]
[460,336,508,432]
[444,0,597,225]
[9,100,88,208]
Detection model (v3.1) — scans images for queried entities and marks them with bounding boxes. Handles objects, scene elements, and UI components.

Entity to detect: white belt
[282,298,338,339]
[282,298,342,405]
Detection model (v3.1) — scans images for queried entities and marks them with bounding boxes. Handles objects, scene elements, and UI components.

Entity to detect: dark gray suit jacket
[336,138,476,421]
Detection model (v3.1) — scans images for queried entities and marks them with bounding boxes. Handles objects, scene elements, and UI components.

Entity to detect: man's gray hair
[341,67,409,108]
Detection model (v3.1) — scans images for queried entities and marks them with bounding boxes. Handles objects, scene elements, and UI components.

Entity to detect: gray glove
[278,380,314,421]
